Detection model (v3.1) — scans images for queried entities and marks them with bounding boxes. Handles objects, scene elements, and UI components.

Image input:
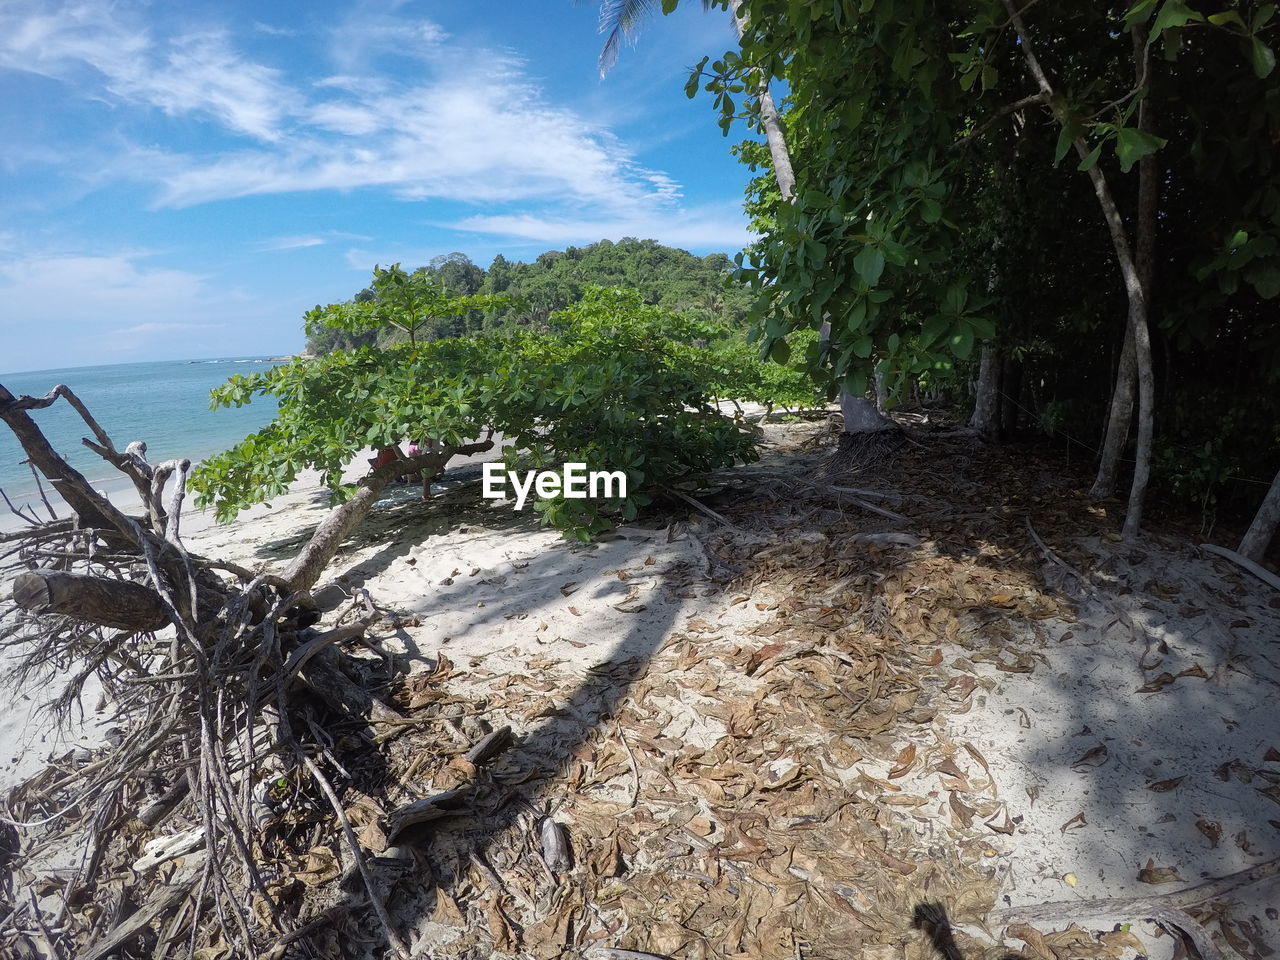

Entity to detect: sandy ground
[2,418,1278,958]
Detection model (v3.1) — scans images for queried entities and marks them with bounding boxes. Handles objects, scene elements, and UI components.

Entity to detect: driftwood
[0,381,501,958]
[12,570,170,632]
[1199,541,1280,592]
[989,856,1280,960]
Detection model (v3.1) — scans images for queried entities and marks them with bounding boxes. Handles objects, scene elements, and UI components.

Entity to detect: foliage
[304,262,513,349]
[303,239,754,355]
[671,0,1280,522]
[193,288,781,538]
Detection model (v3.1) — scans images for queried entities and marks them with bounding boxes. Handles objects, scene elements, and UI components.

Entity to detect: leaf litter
[4,416,1278,959]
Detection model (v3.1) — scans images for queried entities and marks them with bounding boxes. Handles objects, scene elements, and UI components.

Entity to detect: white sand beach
[2,419,1277,958]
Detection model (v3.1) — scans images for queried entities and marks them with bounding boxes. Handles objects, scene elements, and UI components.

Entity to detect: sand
[2,419,1278,958]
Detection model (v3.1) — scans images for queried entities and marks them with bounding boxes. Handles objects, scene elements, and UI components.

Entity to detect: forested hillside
[304,238,751,355]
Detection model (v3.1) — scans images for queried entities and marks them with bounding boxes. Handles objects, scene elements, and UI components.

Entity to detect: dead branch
[1199,541,1280,592]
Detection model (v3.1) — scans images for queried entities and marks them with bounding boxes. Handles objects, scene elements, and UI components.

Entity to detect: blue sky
[0,0,755,373]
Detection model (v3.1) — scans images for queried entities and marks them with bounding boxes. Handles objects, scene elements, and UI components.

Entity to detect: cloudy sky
[0,0,754,372]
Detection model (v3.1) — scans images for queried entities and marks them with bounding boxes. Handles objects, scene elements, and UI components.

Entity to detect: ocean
[0,358,281,517]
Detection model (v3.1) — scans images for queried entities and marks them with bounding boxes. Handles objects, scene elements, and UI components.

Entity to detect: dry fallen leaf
[1071,744,1109,769]
[1006,922,1054,960]
[1196,819,1223,847]
[1138,858,1183,884]
[888,744,917,779]
[949,791,977,828]
[1060,812,1088,833]
[1148,775,1185,793]
[1063,872,1078,887]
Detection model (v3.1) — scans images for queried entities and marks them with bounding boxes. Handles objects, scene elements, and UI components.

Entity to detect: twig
[27,461,59,522]
[299,752,410,960]
[616,718,641,808]
[668,488,756,537]
[0,486,40,525]
[953,91,1046,148]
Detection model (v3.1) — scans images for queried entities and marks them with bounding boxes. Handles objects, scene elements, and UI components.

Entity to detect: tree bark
[1091,326,1136,497]
[13,570,170,632]
[1002,0,1156,539]
[970,344,1000,440]
[1092,29,1157,500]
[279,439,493,594]
[1239,465,1280,563]
[731,4,795,202]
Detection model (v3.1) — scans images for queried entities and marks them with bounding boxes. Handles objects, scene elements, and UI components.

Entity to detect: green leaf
[1207,10,1247,30]
[949,327,975,360]
[1054,126,1075,165]
[1149,0,1204,42]
[662,0,678,12]
[853,246,886,285]
[920,314,951,348]
[921,198,943,223]
[769,338,792,364]
[968,317,997,341]
[1250,36,1276,77]
[943,284,968,314]
[1077,143,1104,171]
[843,370,869,398]
[851,336,874,358]
[1114,126,1166,173]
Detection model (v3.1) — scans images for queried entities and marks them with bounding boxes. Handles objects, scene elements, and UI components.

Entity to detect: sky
[0,0,756,373]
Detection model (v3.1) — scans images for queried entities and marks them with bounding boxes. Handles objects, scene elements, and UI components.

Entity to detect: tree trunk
[842,393,895,433]
[1092,29,1158,501]
[731,4,795,202]
[1000,357,1022,436]
[1239,465,1280,563]
[733,3,893,435]
[873,370,889,414]
[13,570,170,632]
[280,440,493,594]
[1002,0,1156,539]
[1091,326,1136,498]
[970,344,1000,441]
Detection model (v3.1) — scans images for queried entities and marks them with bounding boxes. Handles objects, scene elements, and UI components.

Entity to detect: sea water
[0,358,281,516]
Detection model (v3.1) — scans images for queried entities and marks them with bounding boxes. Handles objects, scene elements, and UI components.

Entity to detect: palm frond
[598,0,658,76]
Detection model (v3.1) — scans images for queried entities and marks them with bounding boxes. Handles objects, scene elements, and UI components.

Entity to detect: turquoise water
[0,359,281,512]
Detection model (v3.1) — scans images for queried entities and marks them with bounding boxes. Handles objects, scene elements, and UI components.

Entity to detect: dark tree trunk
[970,344,1001,441]
[1000,357,1022,437]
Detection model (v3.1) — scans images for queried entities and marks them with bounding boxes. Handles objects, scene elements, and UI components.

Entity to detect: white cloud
[152,71,683,215]
[0,3,296,141]
[2,2,749,256]
[451,207,754,251]
[261,235,326,250]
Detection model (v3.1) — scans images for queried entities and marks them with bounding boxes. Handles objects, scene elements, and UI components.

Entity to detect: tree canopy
[675,0,1279,539]
[303,239,754,355]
